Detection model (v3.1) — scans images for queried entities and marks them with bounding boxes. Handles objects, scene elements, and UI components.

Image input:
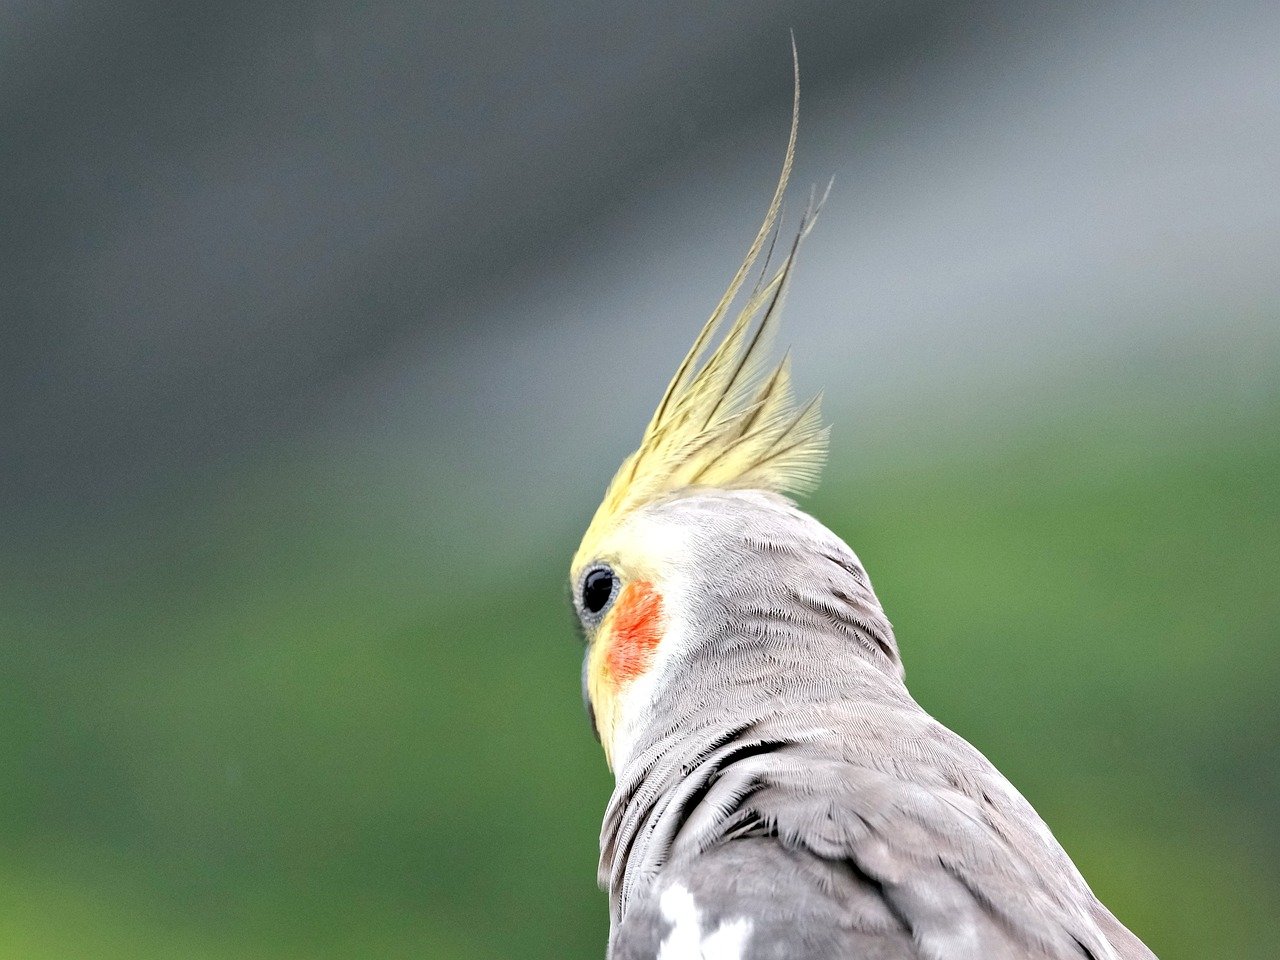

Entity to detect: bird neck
[598,627,910,925]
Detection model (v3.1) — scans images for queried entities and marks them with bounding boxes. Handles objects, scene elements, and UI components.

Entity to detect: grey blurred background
[2,2,1277,959]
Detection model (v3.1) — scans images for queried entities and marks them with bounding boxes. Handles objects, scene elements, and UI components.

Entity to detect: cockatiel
[568,70,1157,960]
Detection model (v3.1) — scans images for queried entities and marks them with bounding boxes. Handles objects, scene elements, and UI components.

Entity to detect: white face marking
[604,514,697,773]
[656,883,752,960]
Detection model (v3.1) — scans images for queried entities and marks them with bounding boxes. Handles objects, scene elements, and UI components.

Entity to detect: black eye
[580,566,617,616]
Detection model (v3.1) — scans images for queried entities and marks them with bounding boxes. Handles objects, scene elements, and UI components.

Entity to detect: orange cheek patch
[604,581,664,684]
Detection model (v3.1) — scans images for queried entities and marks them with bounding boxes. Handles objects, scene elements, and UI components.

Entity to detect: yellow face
[571,522,682,769]
[572,566,663,765]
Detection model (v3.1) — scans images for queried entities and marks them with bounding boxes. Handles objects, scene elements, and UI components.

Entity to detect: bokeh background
[3,2,1278,958]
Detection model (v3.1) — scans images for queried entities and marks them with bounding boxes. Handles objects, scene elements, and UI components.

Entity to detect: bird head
[568,77,900,771]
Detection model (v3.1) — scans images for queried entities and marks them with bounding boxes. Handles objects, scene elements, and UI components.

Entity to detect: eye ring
[578,564,619,620]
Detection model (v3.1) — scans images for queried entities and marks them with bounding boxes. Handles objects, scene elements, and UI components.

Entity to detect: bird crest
[574,65,828,570]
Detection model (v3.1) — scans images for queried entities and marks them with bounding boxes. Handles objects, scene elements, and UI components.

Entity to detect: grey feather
[599,491,1156,960]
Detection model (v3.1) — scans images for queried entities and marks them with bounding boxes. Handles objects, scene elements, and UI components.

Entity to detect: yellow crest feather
[574,59,828,568]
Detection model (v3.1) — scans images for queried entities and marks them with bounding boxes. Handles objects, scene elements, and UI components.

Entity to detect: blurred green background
[3,2,1278,959]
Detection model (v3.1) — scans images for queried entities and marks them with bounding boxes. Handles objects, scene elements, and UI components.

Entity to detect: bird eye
[580,566,618,617]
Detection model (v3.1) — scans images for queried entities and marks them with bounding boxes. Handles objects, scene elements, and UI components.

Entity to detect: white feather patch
[656,883,752,960]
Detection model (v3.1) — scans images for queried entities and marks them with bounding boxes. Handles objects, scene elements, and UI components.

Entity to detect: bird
[566,62,1157,960]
